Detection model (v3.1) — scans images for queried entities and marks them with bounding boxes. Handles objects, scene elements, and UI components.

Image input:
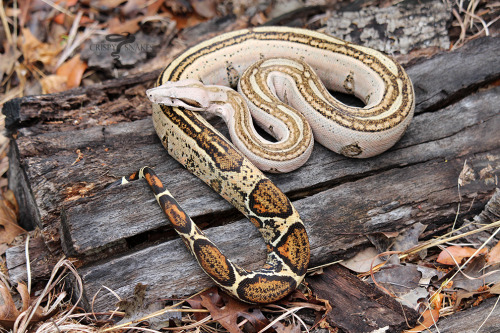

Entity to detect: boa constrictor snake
[118,26,415,304]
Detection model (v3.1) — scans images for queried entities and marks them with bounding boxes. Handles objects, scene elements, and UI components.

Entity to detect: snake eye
[179,98,202,108]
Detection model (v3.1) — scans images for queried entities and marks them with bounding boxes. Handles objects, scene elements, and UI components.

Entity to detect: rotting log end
[2,97,22,130]
[7,139,39,231]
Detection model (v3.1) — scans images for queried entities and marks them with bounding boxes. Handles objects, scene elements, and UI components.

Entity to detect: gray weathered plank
[61,85,500,255]
[431,297,500,333]
[407,36,500,112]
[7,38,499,253]
[79,141,499,310]
[2,69,160,131]
[5,236,59,283]
[324,1,451,55]
[306,265,419,332]
[76,87,500,309]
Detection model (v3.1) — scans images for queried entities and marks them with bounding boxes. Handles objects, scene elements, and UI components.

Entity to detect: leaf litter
[352,190,500,332]
[308,187,500,332]
[0,0,499,332]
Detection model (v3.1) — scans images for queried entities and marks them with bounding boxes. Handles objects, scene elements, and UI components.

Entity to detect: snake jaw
[147,80,213,111]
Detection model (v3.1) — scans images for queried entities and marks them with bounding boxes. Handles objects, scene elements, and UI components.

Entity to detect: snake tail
[118,166,310,303]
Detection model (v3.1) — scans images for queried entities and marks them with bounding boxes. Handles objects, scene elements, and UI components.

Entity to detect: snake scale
[118,26,415,304]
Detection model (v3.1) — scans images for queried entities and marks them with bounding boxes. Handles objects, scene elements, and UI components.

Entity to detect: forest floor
[0,0,499,332]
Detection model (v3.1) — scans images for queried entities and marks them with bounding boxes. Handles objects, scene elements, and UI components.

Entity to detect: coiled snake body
[120,26,414,303]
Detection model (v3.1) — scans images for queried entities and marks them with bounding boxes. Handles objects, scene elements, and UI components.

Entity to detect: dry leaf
[487,240,500,264]
[56,55,88,89]
[94,0,127,9]
[2,190,18,217]
[0,46,20,82]
[200,293,247,333]
[453,289,486,309]
[399,287,429,309]
[405,309,440,332]
[53,12,66,25]
[185,287,221,321]
[436,245,488,265]
[122,0,149,16]
[0,283,21,323]
[0,242,7,255]
[116,283,181,329]
[191,0,217,18]
[40,75,67,94]
[458,160,476,186]
[430,292,444,310]
[147,0,164,15]
[0,196,24,244]
[67,61,88,89]
[274,321,302,333]
[169,11,206,30]
[450,255,500,292]
[340,247,384,273]
[0,282,32,329]
[108,16,143,34]
[199,289,270,333]
[490,282,500,294]
[20,28,61,70]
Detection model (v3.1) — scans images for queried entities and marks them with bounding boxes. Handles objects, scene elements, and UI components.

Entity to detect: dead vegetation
[0,0,499,332]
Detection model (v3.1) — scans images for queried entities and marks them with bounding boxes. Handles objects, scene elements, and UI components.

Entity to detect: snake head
[146,79,212,111]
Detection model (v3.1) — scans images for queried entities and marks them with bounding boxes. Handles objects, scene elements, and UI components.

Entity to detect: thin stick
[0,0,13,45]
[56,22,99,69]
[39,0,74,17]
[55,11,83,68]
[258,306,307,333]
[25,235,31,294]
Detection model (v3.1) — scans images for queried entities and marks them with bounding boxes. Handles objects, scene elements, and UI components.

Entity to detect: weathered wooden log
[324,1,451,55]
[59,85,500,257]
[6,36,499,249]
[5,236,59,283]
[431,297,500,333]
[76,131,499,310]
[306,265,419,332]
[3,36,500,311]
[3,69,160,131]
[4,69,160,234]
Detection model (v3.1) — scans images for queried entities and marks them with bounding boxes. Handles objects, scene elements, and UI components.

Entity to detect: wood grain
[57,86,500,257]
[307,265,419,333]
[4,36,500,311]
[431,297,500,333]
[78,143,499,310]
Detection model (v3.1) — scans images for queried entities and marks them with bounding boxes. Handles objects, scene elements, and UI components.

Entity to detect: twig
[39,0,74,17]
[57,10,83,67]
[0,0,13,45]
[258,306,307,333]
[272,304,310,333]
[13,0,18,45]
[413,224,500,332]
[102,298,209,332]
[15,259,83,333]
[25,235,31,294]
[56,21,99,69]
[306,259,343,273]
[369,250,401,297]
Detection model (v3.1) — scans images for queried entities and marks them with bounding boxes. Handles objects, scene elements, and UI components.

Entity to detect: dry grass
[447,0,500,49]
[0,0,499,332]
[5,217,494,332]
